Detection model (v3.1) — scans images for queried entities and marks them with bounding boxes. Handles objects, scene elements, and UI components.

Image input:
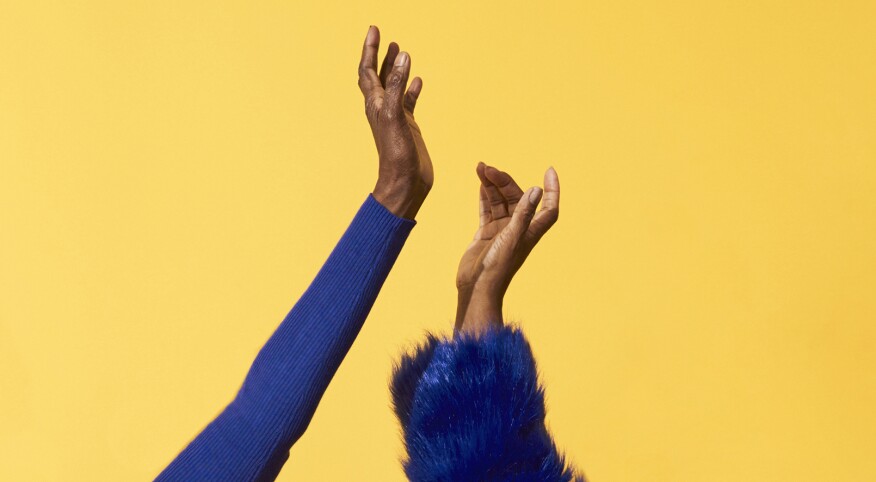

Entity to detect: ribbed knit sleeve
[156,194,416,482]
[390,326,584,482]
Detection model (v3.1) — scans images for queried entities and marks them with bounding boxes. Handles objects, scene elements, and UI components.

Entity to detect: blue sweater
[156,194,415,482]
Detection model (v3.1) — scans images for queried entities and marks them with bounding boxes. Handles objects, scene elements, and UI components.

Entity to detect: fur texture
[391,325,584,482]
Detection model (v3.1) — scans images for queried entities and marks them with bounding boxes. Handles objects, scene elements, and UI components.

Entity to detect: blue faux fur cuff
[390,325,584,482]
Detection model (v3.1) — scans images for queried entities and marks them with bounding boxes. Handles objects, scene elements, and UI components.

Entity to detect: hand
[455,163,560,335]
[358,26,433,220]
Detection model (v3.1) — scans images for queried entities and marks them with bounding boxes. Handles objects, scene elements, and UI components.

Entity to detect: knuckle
[381,106,402,122]
[387,70,404,87]
[364,96,380,116]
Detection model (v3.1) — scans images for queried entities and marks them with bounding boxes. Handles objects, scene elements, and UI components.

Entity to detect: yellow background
[1,1,874,480]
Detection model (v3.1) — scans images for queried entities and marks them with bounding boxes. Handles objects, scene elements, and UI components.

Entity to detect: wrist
[373,177,428,220]
[454,286,474,332]
[455,288,503,337]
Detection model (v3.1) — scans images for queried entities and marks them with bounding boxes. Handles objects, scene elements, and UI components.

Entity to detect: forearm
[455,288,504,336]
[233,194,414,441]
[157,194,415,482]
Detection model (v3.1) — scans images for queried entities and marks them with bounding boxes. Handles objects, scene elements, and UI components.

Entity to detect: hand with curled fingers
[455,163,561,336]
[358,25,433,220]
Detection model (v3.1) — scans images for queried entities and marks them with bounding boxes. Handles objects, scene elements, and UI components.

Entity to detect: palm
[455,163,560,295]
[456,216,509,291]
[405,111,433,190]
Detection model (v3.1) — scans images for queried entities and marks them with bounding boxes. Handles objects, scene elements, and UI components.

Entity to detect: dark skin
[456,164,561,335]
[358,26,433,220]
[357,27,560,335]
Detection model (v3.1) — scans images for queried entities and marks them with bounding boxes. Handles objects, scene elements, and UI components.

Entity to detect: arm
[157,25,432,482]
[391,165,584,481]
[160,195,413,482]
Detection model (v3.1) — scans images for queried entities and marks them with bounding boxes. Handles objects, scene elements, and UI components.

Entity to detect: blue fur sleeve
[390,325,584,482]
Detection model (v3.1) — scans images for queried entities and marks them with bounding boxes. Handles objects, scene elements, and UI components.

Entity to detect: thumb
[483,186,542,268]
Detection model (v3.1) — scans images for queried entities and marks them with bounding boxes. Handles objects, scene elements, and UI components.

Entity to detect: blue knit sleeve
[391,325,584,482]
[156,194,415,482]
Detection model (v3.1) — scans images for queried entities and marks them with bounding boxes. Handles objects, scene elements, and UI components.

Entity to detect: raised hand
[358,25,433,220]
[455,163,560,335]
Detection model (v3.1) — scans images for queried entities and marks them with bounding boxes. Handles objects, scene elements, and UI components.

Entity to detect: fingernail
[529,187,543,204]
[395,51,409,67]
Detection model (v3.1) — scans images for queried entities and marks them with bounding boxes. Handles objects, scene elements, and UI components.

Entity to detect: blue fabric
[391,325,585,482]
[157,194,415,482]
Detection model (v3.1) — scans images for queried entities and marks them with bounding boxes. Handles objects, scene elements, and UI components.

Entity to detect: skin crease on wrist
[358,26,433,221]
[455,163,561,337]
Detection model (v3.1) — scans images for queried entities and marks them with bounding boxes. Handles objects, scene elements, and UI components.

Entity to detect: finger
[483,186,542,268]
[483,166,524,210]
[477,162,510,219]
[479,184,491,227]
[404,76,423,114]
[507,187,542,240]
[526,166,561,246]
[379,42,400,87]
[381,51,411,125]
[358,26,382,97]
